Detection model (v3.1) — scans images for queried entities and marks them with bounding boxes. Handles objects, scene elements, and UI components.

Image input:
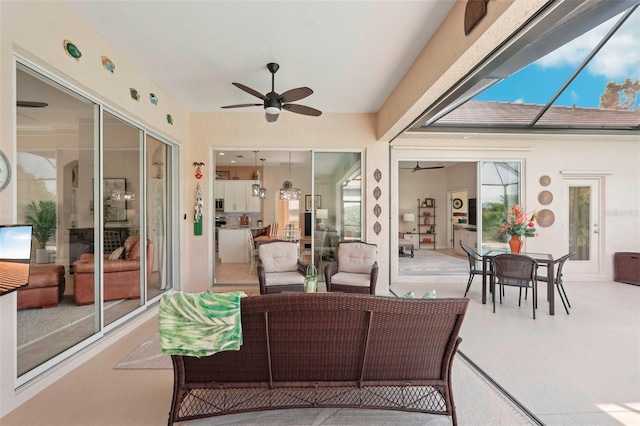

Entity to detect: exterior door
[563,178,600,274]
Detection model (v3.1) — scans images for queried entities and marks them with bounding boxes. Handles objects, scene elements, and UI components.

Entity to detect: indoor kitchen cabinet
[223,180,260,213]
[454,228,477,256]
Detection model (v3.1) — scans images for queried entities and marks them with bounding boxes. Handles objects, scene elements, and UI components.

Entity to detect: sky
[0,226,32,260]
[475,7,640,110]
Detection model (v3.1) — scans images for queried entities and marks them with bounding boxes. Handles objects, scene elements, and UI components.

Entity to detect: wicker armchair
[324,241,378,294]
[257,241,308,294]
[491,254,538,319]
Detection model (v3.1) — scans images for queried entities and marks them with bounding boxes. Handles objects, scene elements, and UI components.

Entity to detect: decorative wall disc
[536,209,555,227]
[538,190,553,205]
[373,221,382,235]
[130,88,140,101]
[373,204,381,217]
[374,169,382,182]
[150,93,158,105]
[373,186,381,200]
[539,175,551,186]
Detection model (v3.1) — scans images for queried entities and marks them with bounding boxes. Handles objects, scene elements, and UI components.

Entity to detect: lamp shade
[316,209,329,219]
[403,213,415,222]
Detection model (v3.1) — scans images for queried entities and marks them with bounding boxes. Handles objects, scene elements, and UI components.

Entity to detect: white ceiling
[65,1,456,114]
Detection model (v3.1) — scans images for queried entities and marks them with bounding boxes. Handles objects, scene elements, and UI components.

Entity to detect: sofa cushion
[259,242,298,273]
[264,271,306,286]
[330,271,371,287]
[109,246,124,260]
[125,237,140,260]
[337,243,376,274]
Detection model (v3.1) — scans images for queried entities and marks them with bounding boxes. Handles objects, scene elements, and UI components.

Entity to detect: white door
[563,178,601,274]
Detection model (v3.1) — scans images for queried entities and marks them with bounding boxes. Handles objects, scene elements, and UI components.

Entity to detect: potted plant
[24,200,57,263]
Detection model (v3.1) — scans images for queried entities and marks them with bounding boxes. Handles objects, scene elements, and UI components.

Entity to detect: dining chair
[491,254,539,319]
[536,252,575,314]
[460,241,493,297]
[247,230,257,274]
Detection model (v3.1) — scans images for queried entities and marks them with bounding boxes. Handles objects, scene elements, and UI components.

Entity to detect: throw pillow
[108,246,124,260]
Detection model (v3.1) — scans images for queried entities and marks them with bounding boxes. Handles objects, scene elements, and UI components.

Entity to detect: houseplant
[24,200,57,263]
[499,204,538,253]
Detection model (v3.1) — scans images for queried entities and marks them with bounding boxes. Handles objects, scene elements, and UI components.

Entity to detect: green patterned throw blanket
[159,290,247,357]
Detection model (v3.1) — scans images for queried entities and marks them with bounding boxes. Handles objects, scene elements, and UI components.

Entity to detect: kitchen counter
[217,229,250,263]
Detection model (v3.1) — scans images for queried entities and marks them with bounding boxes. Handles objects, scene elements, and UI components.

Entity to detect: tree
[599,78,640,110]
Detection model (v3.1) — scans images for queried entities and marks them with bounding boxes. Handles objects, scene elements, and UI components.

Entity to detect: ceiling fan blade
[282,104,322,117]
[17,101,48,108]
[232,82,268,101]
[221,103,262,109]
[418,166,445,170]
[279,87,313,103]
[266,113,279,123]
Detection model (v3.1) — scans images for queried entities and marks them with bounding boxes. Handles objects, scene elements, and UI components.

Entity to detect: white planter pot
[36,248,49,264]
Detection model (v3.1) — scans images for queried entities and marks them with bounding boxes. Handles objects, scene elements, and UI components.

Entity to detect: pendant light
[279,151,301,201]
[259,158,267,199]
[251,151,260,197]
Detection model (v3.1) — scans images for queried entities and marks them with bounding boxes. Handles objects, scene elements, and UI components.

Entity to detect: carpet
[17,295,123,348]
[116,333,534,425]
[399,249,468,274]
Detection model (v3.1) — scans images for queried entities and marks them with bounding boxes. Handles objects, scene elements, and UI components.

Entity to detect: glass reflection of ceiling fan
[400,162,445,172]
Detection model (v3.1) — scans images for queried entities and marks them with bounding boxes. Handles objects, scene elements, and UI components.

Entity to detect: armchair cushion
[337,242,377,274]
[329,272,372,287]
[258,241,298,273]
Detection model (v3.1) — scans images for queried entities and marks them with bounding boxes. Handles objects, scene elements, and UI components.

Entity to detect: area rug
[116,333,534,424]
[17,295,124,348]
[399,249,468,274]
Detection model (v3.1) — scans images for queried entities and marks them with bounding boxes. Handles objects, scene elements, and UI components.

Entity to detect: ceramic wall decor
[373,204,381,218]
[374,169,382,182]
[538,190,553,205]
[373,221,381,235]
[539,175,551,186]
[101,56,115,73]
[373,186,381,200]
[63,40,82,60]
[130,88,140,101]
[536,209,555,227]
[150,93,158,105]
[166,114,174,125]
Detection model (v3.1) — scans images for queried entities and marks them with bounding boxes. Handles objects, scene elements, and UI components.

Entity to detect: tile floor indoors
[2,273,639,425]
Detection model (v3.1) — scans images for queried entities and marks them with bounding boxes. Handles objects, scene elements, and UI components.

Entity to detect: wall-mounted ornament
[167,114,174,125]
[464,0,489,35]
[101,56,115,73]
[539,175,551,186]
[193,162,204,180]
[63,40,82,60]
[373,221,382,235]
[150,93,158,105]
[374,169,382,182]
[194,182,203,236]
[536,209,555,227]
[538,190,553,205]
[373,204,382,218]
[373,186,381,200]
[130,88,140,101]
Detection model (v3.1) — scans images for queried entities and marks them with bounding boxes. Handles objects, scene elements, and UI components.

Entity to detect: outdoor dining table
[481,250,557,315]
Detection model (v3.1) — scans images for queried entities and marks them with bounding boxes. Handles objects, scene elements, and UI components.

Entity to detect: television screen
[0,224,33,296]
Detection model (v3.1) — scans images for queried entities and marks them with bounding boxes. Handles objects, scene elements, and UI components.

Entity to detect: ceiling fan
[17,101,48,108]
[401,162,445,172]
[221,63,322,123]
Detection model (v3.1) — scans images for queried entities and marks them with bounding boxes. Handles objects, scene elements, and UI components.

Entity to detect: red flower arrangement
[500,204,538,238]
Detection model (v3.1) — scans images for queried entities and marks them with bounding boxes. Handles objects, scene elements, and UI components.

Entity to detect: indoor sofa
[73,235,153,305]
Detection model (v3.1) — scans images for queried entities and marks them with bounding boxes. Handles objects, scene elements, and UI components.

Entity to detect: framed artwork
[216,170,230,180]
[305,195,321,211]
[425,198,434,207]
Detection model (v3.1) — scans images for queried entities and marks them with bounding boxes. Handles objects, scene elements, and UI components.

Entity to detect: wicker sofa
[168,293,469,425]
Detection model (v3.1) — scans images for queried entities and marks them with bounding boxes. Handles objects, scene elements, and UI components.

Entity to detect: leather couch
[17,264,65,310]
[73,236,154,306]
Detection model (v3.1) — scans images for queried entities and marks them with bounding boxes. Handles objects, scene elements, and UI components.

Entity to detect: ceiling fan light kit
[221,63,322,123]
